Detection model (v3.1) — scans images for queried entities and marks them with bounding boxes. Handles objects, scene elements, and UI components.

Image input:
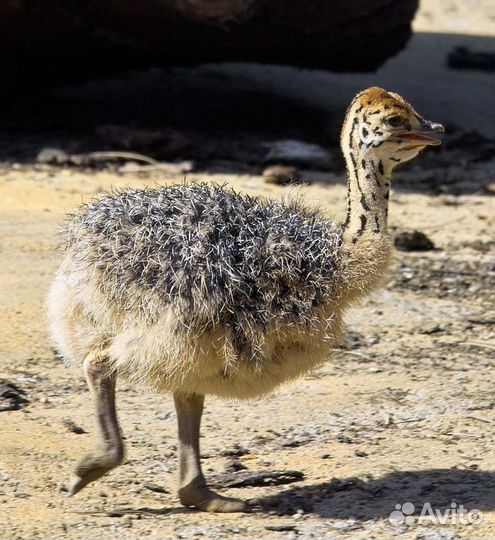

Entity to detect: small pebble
[368,367,382,373]
[62,418,87,434]
[394,230,435,251]
[280,439,303,448]
[224,458,247,472]
[265,524,297,531]
[144,482,169,494]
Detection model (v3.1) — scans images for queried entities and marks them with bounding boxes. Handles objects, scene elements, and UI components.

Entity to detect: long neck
[341,138,392,245]
[337,127,394,305]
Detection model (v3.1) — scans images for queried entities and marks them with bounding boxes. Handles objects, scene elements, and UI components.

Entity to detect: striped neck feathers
[340,114,396,245]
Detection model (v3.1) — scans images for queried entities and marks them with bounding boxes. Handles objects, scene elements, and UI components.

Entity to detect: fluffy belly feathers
[48,268,341,399]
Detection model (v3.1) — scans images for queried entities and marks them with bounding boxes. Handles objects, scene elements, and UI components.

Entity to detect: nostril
[423,120,445,133]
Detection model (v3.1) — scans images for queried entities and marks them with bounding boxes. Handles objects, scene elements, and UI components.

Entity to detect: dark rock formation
[0,0,418,93]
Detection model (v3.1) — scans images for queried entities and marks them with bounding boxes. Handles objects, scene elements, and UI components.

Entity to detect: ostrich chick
[47,87,443,512]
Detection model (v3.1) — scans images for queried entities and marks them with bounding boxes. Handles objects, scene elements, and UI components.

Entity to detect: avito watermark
[389,501,483,527]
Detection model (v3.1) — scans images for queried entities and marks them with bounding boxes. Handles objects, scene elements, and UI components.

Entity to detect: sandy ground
[1,1,495,539]
[0,167,494,540]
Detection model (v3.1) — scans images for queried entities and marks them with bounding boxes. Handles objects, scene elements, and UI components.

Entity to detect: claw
[65,447,124,496]
[179,484,247,512]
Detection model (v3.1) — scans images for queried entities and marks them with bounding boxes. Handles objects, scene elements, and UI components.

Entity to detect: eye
[387,115,403,127]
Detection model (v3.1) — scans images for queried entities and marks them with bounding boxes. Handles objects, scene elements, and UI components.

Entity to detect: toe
[202,497,247,513]
[66,474,90,496]
[65,449,123,496]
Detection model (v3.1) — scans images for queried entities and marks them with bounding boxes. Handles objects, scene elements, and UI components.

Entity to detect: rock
[219,443,250,457]
[263,140,333,169]
[368,367,382,373]
[394,230,435,251]
[61,418,87,434]
[223,459,247,473]
[0,1,418,93]
[341,331,365,350]
[447,46,495,72]
[262,165,300,185]
[265,524,297,532]
[0,380,28,411]
[419,323,442,335]
[36,148,70,165]
[143,482,169,494]
[280,439,304,448]
[212,469,304,488]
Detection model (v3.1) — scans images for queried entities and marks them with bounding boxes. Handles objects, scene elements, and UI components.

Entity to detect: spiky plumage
[49,183,347,398]
[63,183,341,361]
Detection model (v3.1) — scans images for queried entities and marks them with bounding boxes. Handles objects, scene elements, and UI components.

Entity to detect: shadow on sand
[96,468,495,522]
[253,467,495,519]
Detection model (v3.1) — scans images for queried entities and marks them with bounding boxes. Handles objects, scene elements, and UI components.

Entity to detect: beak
[402,119,444,146]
